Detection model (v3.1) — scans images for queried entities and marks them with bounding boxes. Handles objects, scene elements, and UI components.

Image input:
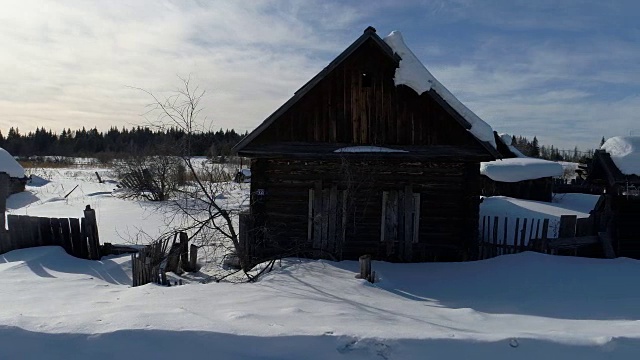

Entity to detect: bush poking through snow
[114,154,185,201]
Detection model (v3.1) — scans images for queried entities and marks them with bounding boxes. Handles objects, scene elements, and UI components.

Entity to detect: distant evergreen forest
[510,135,597,163]
[0,126,245,158]
[1,126,598,164]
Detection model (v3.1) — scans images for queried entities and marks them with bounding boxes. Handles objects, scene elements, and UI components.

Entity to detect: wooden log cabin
[233,27,499,264]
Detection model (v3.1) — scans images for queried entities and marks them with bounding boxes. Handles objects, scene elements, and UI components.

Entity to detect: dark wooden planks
[250,156,483,263]
[69,217,85,258]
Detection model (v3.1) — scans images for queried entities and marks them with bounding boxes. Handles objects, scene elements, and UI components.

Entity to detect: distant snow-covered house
[480,132,563,202]
[232,26,499,264]
[0,147,28,194]
[588,136,640,194]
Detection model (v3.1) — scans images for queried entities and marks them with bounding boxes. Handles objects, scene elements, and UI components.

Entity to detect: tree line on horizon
[510,135,597,163]
[0,125,601,164]
[0,126,245,158]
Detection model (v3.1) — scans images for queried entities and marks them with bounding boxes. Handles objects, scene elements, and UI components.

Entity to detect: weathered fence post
[179,232,189,270]
[131,253,138,287]
[189,244,198,272]
[502,217,508,255]
[492,216,499,257]
[165,233,181,274]
[83,205,101,260]
[519,218,528,251]
[357,254,373,283]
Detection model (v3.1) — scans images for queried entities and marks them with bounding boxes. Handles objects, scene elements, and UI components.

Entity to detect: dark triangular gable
[588,149,633,186]
[233,27,498,160]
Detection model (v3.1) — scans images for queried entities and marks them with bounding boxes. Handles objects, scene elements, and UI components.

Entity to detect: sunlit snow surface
[0,165,638,359]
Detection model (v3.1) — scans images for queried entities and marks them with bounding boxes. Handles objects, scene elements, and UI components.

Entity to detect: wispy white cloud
[0,0,639,152]
[0,0,368,134]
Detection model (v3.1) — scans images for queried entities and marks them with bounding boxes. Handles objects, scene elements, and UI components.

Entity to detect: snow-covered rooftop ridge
[498,133,527,158]
[601,136,640,176]
[480,157,564,182]
[0,147,25,178]
[383,31,496,149]
[334,146,408,153]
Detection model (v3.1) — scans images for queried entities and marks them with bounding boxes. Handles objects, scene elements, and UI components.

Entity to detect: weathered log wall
[481,176,554,202]
[247,157,480,262]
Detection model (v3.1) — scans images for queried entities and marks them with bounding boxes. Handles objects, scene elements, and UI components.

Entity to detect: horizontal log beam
[547,235,599,248]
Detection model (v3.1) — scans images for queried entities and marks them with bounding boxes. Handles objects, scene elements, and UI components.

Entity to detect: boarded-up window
[308,183,347,256]
[381,187,420,260]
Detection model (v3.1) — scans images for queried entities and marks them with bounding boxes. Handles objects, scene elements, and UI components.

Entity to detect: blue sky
[1,1,639,150]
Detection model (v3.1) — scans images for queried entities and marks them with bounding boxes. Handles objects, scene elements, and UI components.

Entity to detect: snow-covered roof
[383,31,497,149]
[601,136,640,176]
[0,147,25,178]
[480,158,564,182]
[334,146,408,153]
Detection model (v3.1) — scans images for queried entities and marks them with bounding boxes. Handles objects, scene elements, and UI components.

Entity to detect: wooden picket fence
[131,247,165,287]
[131,231,198,287]
[0,173,101,260]
[478,214,604,260]
[478,216,549,259]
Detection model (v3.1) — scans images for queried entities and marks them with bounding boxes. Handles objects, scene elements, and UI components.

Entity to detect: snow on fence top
[334,146,408,153]
[0,147,25,178]
[601,136,640,175]
[480,158,563,182]
[383,31,497,149]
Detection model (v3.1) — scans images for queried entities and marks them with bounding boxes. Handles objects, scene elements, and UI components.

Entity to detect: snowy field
[1,166,639,359]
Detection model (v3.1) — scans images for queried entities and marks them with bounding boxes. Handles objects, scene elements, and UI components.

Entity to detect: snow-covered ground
[1,166,638,359]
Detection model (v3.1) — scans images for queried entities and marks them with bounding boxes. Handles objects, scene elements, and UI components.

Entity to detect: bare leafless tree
[129,76,259,281]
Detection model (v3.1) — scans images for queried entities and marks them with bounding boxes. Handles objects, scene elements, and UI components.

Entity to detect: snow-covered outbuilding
[0,147,28,194]
[480,132,563,202]
[589,136,640,192]
[587,136,640,258]
[233,26,500,264]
